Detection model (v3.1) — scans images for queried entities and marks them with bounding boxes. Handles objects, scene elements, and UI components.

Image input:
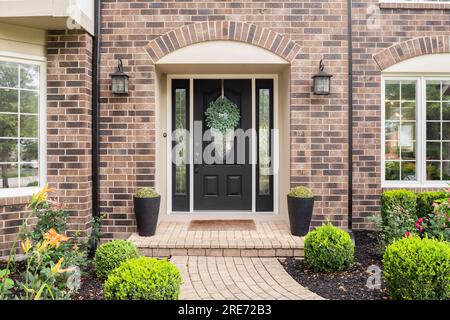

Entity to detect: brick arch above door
[144,21,301,64]
[373,36,450,71]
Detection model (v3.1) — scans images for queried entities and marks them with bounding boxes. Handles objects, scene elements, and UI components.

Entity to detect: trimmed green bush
[383,236,450,300]
[379,190,417,246]
[135,187,159,199]
[288,186,314,198]
[304,223,354,273]
[94,240,139,280]
[104,257,183,300]
[416,191,448,218]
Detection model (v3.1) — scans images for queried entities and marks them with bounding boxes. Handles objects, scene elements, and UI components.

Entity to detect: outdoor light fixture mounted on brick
[312,59,332,95]
[110,59,129,95]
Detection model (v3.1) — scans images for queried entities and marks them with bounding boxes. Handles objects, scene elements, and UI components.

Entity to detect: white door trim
[166,74,279,215]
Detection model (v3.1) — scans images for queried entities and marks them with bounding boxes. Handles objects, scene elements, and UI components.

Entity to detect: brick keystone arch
[145,21,301,64]
[373,35,450,70]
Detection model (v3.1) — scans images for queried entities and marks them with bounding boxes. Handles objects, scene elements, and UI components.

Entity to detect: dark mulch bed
[72,263,104,300]
[281,230,390,300]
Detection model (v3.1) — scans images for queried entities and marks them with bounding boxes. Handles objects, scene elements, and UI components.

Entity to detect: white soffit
[383,53,450,74]
[156,41,290,66]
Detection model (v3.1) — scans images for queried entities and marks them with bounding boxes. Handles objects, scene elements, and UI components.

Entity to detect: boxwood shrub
[104,257,183,300]
[383,236,450,300]
[304,223,354,273]
[94,240,139,280]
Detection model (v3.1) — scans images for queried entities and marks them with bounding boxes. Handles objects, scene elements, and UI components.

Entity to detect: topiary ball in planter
[383,236,450,300]
[94,240,139,280]
[134,187,160,236]
[287,186,315,236]
[304,223,354,273]
[104,257,183,300]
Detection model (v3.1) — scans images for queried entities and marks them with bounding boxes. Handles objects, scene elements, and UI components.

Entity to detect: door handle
[194,164,200,173]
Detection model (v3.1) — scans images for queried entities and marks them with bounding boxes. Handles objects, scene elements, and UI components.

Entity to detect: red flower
[405,230,411,238]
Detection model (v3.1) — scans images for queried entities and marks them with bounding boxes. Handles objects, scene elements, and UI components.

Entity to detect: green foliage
[304,223,354,273]
[104,257,183,300]
[205,96,240,133]
[383,236,450,300]
[88,214,105,257]
[94,240,139,280]
[416,191,448,218]
[379,190,417,246]
[0,269,14,300]
[28,205,68,243]
[288,186,314,198]
[135,187,159,199]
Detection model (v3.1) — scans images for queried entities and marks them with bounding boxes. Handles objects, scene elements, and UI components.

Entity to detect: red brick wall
[352,1,450,229]
[0,30,93,257]
[99,0,350,241]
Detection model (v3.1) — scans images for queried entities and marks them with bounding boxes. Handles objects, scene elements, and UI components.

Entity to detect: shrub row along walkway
[171,256,323,300]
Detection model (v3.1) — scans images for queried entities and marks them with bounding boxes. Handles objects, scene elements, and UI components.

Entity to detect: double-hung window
[0,55,45,196]
[383,77,450,186]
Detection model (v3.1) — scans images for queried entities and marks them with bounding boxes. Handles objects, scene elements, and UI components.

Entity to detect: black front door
[194,79,252,210]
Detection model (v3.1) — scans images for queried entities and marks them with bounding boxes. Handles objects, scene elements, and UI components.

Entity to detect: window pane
[19,163,39,188]
[0,163,18,188]
[401,82,416,101]
[385,121,399,140]
[402,102,415,121]
[401,162,416,181]
[174,88,186,194]
[385,81,400,101]
[385,141,399,160]
[259,88,270,195]
[427,162,441,180]
[426,142,441,160]
[442,123,450,140]
[443,82,450,101]
[385,161,400,180]
[21,90,38,114]
[20,139,38,162]
[385,101,400,121]
[0,114,18,137]
[442,102,450,121]
[0,139,18,162]
[427,122,440,140]
[0,62,18,88]
[427,81,441,101]
[0,89,18,113]
[442,142,450,160]
[20,64,39,90]
[426,102,440,121]
[20,115,38,138]
[442,162,450,180]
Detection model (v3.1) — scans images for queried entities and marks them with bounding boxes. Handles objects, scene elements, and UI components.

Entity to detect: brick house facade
[1,0,450,256]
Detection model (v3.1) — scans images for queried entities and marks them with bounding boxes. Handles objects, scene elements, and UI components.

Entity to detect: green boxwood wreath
[205,96,240,133]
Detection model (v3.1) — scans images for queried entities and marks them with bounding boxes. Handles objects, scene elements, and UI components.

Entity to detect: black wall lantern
[110,59,129,95]
[312,59,332,95]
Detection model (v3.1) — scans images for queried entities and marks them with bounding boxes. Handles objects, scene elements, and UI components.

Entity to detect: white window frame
[0,51,47,198]
[380,0,450,3]
[382,75,450,188]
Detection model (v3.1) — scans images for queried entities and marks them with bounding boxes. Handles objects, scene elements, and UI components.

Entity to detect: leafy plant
[104,257,183,300]
[304,223,354,273]
[94,240,139,280]
[416,191,448,218]
[288,186,314,198]
[205,96,240,134]
[378,190,417,246]
[383,236,450,300]
[0,269,14,300]
[88,214,105,258]
[135,187,159,199]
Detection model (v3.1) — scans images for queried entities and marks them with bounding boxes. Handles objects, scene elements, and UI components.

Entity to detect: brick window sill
[379,2,450,10]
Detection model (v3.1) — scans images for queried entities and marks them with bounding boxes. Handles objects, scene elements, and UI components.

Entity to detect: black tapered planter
[133,196,160,236]
[287,196,315,236]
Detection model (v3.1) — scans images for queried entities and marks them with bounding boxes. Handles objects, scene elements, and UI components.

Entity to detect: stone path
[171,256,323,300]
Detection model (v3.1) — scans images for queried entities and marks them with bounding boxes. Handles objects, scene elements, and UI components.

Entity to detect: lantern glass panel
[314,76,330,94]
[112,76,125,93]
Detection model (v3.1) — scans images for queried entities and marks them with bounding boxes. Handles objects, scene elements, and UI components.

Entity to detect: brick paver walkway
[171,256,323,300]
